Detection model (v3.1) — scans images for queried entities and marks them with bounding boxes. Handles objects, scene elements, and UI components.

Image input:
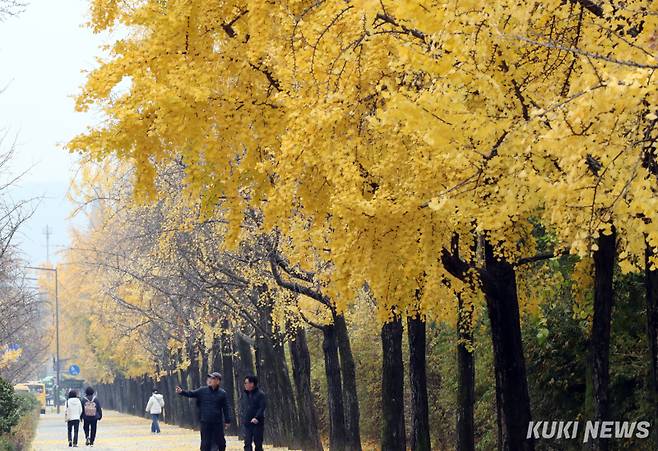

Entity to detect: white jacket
[64,397,83,422]
[146,394,165,414]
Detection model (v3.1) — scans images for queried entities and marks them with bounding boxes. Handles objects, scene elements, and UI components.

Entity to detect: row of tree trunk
[95,229,658,451]
[438,230,658,451]
[94,302,437,451]
[94,297,326,450]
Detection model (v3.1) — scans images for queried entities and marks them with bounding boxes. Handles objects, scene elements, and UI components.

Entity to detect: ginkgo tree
[61,158,337,448]
[69,0,658,450]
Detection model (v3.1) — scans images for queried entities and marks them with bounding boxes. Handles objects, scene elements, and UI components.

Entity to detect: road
[32,410,294,450]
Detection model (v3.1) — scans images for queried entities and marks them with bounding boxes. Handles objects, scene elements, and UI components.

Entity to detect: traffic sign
[69,365,80,376]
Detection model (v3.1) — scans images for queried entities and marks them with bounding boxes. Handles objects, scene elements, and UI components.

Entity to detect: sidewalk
[31,410,295,450]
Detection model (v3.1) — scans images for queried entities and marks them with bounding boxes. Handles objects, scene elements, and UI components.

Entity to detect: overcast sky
[0,0,107,264]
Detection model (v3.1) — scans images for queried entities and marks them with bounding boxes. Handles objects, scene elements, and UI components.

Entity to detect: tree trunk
[211,335,223,374]
[646,240,658,443]
[255,335,280,443]
[323,325,348,451]
[646,241,658,393]
[234,331,254,431]
[235,332,255,383]
[273,335,303,446]
[481,240,533,451]
[189,345,202,425]
[255,335,298,446]
[165,372,177,425]
[189,345,202,389]
[143,376,152,417]
[176,349,195,429]
[219,321,238,435]
[161,372,172,424]
[591,228,616,451]
[333,313,362,451]
[201,352,209,381]
[290,327,324,451]
[456,295,475,451]
[408,315,431,451]
[381,314,406,451]
[128,379,136,415]
[114,377,121,412]
[255,298,300,447]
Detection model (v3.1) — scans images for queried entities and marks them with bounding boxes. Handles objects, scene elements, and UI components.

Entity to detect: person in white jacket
[145,388,165,434]
[64,390,83,447]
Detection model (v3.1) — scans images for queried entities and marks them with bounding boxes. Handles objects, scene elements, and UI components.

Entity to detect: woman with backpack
[64,390,83,447]
[145,388,165,434]
[81,386,103,447]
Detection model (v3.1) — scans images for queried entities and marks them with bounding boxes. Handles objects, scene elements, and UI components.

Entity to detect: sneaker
[69,442,72,447]
[85,439,90,446]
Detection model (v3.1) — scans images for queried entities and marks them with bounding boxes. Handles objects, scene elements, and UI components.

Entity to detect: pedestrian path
[32,410,297,450]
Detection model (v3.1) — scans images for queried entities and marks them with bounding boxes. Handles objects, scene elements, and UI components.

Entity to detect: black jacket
[179,386,232,424]
[81,395,103,421]
[240,388,266,422]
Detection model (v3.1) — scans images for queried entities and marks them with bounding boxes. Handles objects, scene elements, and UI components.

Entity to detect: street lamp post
[26,266,60,414]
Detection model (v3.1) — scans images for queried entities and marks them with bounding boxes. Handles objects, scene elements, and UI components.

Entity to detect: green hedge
[0,379,40,451]
[0,379,20,434]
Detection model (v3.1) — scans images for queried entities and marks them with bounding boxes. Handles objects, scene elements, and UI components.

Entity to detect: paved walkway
[32,410,294,450]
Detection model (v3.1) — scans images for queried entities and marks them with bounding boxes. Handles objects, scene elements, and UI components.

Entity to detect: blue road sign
[69,365,80,376]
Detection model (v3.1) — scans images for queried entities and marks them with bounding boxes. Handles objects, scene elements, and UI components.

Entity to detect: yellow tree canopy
[70,0,658,321]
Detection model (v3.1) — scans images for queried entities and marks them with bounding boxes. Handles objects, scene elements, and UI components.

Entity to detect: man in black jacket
[81,386,103,447]
[240,375,266,451]
[176,372,232,451]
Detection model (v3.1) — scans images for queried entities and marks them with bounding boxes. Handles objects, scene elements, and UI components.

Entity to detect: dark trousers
[67,420,80,445]
[243,421,264,451]
[83,419,98,444]
[200,422,226,451]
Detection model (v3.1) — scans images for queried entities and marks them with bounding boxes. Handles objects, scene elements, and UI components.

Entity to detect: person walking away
[64,390,83,447]
[145,388,165,434]
[241,375,266,451]
[176,372,232,451]
[81,386,103,447]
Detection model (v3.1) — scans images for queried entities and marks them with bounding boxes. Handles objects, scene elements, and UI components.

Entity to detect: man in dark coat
[176,372,232,451]
[240,375,266,451]
[81,386,103,447]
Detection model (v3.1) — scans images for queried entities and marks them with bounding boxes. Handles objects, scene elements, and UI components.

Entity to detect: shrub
[13,394,38,418]
[1,405,39,451]
[0,379,19,434]
[0,380,39,451]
